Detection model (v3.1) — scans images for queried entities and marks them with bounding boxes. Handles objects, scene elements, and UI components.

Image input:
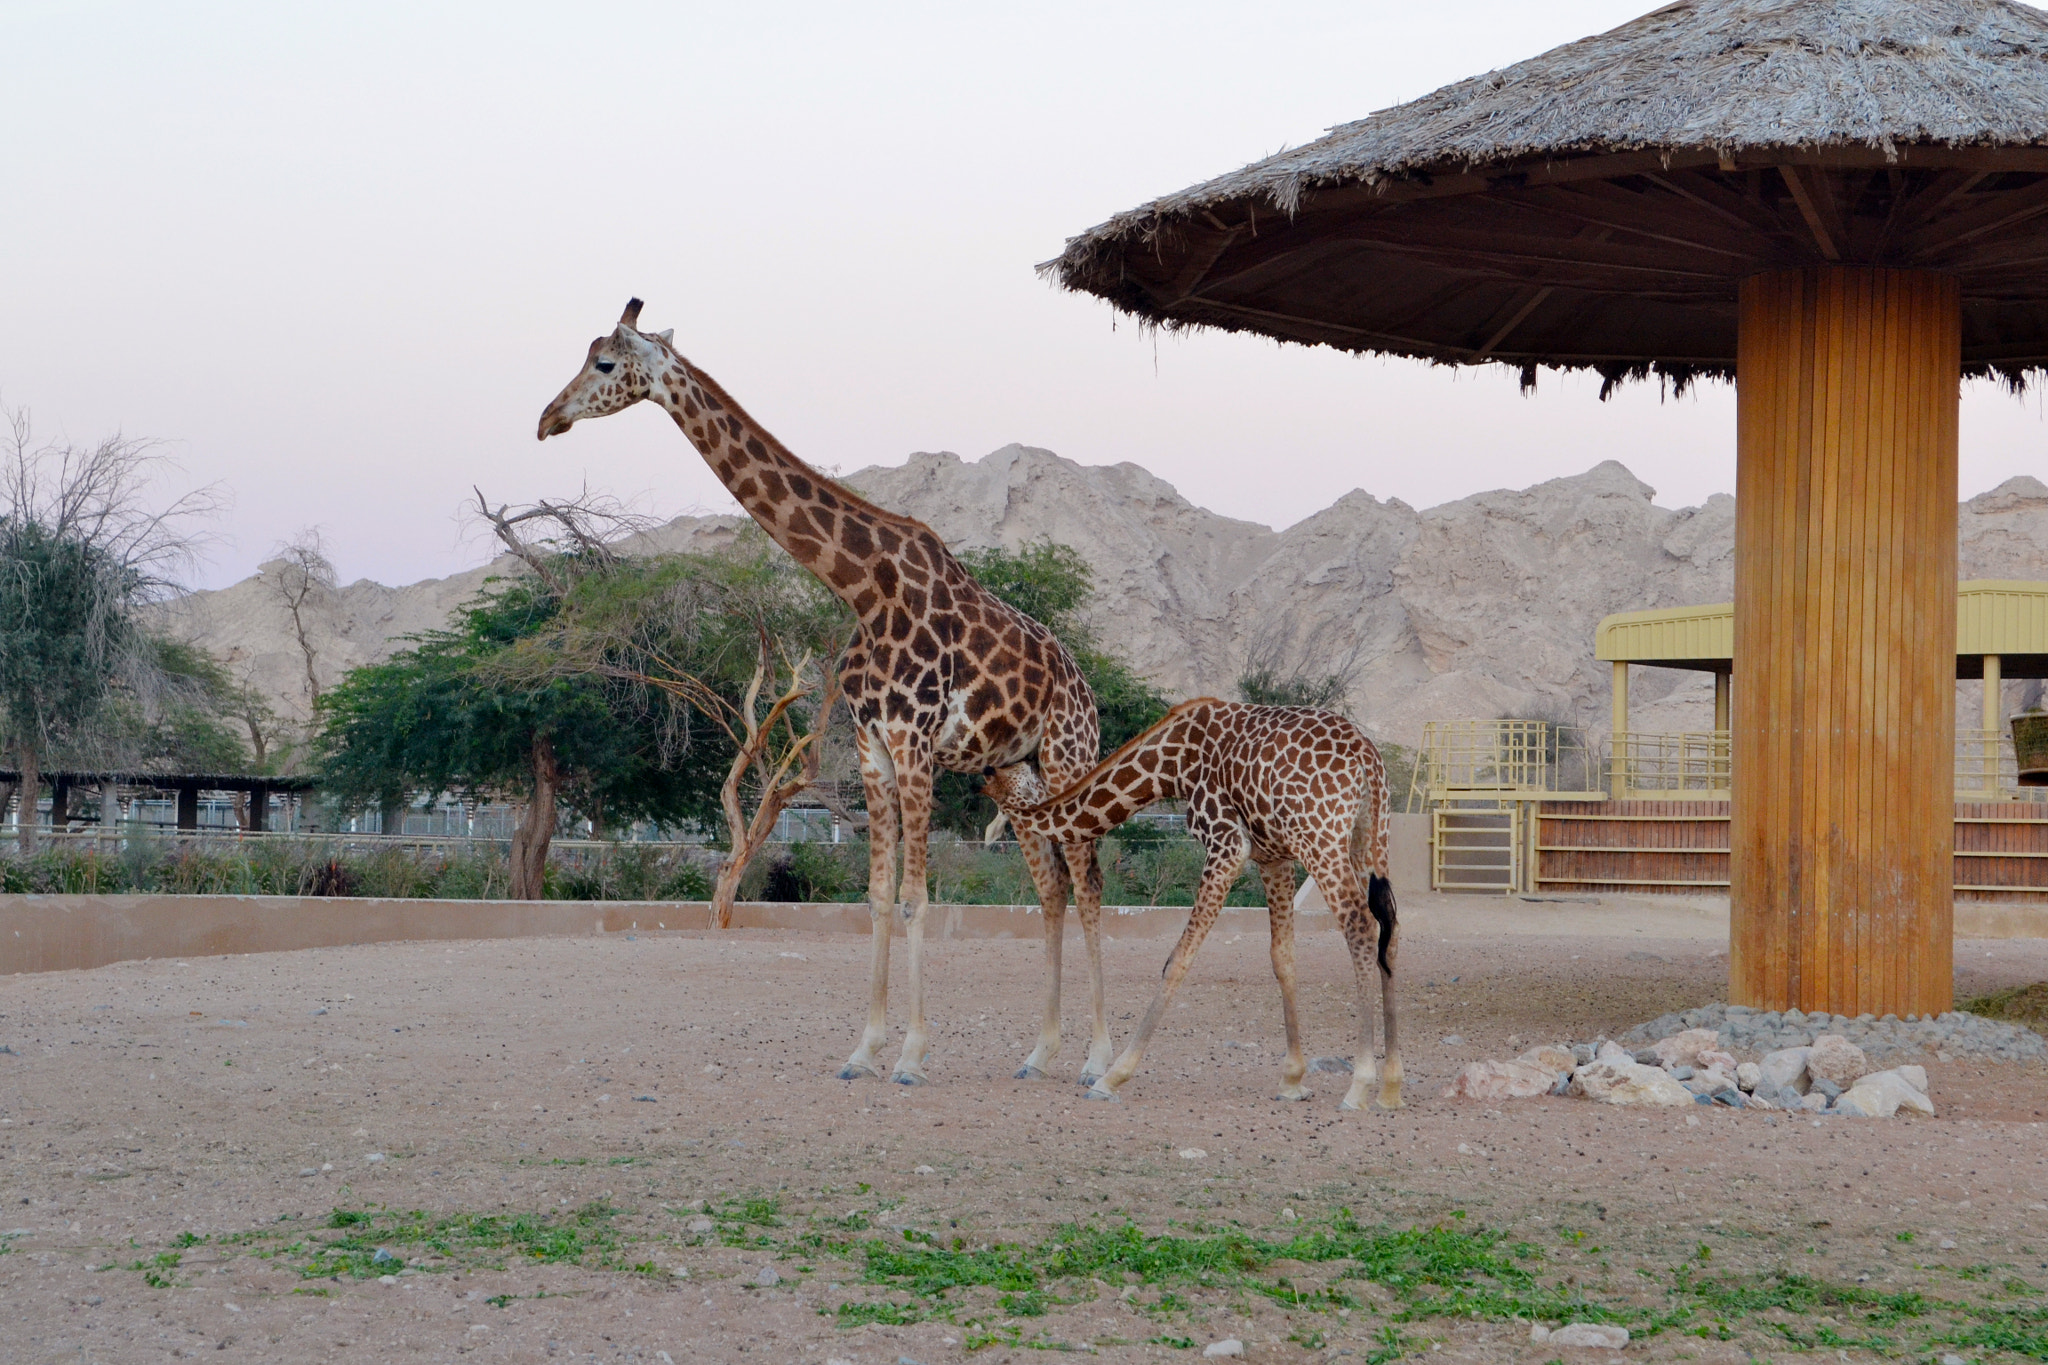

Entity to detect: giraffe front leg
[889,739,935,1086]
[1088,832,1246,1102]
[1257,860,1310,1102]
[1067,840,1115,1086]
[840,729,899,1081]
[1015,830,1069,1080]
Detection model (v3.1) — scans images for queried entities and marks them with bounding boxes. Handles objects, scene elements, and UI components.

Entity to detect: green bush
[2,834,1280,906]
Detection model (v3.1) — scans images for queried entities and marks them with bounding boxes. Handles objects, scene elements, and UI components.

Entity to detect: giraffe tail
[1349,739,1396,973]
[1365,871,1397,975]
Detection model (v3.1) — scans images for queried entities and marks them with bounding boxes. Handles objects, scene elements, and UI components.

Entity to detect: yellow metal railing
[1603,727,2037,800]
[1612,730,1730,797]
[1409,719,1601,808]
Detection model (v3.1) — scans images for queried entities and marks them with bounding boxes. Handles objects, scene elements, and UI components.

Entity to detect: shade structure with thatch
[1046,0,2048,1018]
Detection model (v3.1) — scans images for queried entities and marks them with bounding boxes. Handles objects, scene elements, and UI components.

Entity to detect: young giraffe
[538,299,1115,1087]
[983,698,1403,1110]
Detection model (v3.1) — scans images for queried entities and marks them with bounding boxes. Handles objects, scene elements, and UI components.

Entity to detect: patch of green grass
[834,1300,926,1327]
[298,1202,622,1279]
[1960,980,2048,1029]
[1147,1335,1196,1350]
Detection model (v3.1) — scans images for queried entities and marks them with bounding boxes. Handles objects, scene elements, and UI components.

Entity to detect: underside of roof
[1046,1,2048,390]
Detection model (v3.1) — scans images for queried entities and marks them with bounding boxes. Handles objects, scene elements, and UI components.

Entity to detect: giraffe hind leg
[1256,859,1310,1102]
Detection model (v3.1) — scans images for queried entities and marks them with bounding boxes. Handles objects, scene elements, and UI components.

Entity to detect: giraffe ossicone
[984,698,1403,1111]
[538,299,1116,1088]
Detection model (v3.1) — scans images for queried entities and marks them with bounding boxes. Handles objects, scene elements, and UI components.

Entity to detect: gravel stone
[1621,1002,2044,1063]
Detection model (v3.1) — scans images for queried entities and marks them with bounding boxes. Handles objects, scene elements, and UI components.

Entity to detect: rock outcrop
[161,445,2048,749]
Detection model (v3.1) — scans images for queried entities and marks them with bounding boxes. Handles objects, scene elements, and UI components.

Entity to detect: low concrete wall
[4,881,2040,976]
[0,894,1310,976]
[0,820,1436,978]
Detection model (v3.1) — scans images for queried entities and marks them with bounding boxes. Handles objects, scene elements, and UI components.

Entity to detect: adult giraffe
[537,299,1111,1087]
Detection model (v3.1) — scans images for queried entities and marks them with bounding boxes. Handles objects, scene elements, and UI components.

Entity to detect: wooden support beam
[1985,655,2003,733]
[1731,266,1959,1016]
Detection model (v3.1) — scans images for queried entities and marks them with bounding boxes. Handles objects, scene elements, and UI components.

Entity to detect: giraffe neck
[1008,707,1203,842]
[650,356,915,616]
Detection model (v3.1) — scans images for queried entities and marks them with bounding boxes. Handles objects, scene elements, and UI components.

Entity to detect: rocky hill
[163,445,2048,751]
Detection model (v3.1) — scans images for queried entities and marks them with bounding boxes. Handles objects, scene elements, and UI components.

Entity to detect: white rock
[1439,1060,1559,1101]
[1595,1040,1634,1064]
[686,1215,715,1234]
[753,1266,780,1287]
[1529,1324,1551,1342]
[1551,1323,1630,1348]
[1653,1028,1723,1068]
[1894,1064,1928,1094]
[1759,1047,1812,1094]
[1797,1091,1829,1113]
[1178,1148,1207,1161]
[1744,1089,1779,1111]
[1844,1071,1935,1118]
[1735,1062,1763,1091]
[1203,1340,1245,1358]
[1568,1059,1695,1107]
[1516,1044,1577,1074]
[913,1165,936,1175]
[1806,1034,1869,1089]
[1698,1049,1739,1073]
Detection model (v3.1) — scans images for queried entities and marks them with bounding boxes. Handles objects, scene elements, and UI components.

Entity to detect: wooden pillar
[1731,266,1958,1016]
[1983,654,2002,732]
[246,787,269,833]
[1610,660,1629,799]
[1714,671,1731,732]
[176,784,200,832]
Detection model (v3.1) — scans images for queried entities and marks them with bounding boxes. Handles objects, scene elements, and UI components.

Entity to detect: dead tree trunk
[706,650,843,928]
[509,733,561,901]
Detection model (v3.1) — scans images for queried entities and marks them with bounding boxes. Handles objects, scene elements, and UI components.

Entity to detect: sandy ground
[2,892,2045,1364]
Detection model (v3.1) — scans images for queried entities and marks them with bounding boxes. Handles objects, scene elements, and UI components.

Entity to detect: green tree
[942,540,1171,836]
[317,570,728,898]
[0,406,224,849]
[502,526,853,922]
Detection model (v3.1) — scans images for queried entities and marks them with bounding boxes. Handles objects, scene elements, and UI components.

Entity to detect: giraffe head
[536,298,678,440]
[979,763,1048,818]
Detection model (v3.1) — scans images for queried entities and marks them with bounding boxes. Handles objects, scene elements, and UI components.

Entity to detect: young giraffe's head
[536,298,677,440]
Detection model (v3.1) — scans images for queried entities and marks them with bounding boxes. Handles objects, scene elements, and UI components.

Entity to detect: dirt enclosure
[2,894,2045,1364]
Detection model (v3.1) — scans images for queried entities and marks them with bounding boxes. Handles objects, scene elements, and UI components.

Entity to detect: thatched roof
[1046,0,2048,393]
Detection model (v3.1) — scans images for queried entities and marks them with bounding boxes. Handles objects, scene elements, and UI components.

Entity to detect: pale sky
[3,1,2044,590]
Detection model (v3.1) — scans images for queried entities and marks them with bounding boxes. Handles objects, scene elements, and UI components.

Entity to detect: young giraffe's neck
[650,355,916,617]
[1005,704,1210,842]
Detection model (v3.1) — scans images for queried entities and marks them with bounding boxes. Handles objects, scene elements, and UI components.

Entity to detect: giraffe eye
[593,360,616,374]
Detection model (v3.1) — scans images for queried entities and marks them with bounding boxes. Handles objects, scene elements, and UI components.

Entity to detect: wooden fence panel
[1539,800,2048,898]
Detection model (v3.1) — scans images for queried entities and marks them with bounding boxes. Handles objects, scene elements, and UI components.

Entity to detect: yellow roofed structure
[1596,581,2048,678]
[1595,581,2048,802]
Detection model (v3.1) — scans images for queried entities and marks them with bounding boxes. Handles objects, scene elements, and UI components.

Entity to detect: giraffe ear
[619,297,644,328]
[654,329,674,346]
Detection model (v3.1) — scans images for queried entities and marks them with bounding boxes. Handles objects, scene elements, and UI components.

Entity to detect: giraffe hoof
[891,1070,930,1087]
[1014,1065,1050,1081]
[836,1063,881,1081]
[1307,1056,1355,1075]
[1077,1071,1104,1088]
[1082,1085,1120,1102]
[1376,1091,1404,1111]
[1274,1088,1312,1103]
[1339,1098,1362,1112]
